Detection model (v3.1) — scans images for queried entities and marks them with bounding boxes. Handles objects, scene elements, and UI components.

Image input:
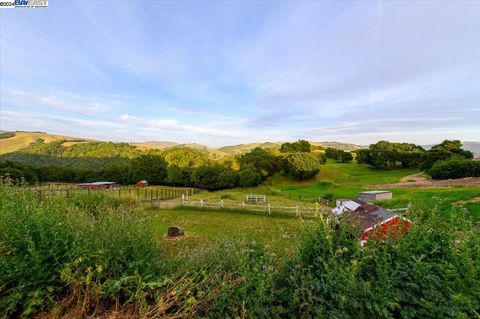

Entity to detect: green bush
[191,164,238,190]
[238,164,262,187]
[270,204,480,318]
[0,183,162,317]
[428,159,480,179]
[283,152,323,180]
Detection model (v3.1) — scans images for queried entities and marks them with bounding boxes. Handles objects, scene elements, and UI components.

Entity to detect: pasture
[1,160,480,318]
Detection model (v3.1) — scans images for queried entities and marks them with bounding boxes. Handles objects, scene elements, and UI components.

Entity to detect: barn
[332,199,410,245]
[359,190,392,202]
[136,180,148,187]
[78,181,116,190]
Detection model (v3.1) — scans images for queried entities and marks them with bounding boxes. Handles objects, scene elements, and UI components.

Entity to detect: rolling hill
[218,141,364,155]
[1,130,478,160]
[0,131,84,155]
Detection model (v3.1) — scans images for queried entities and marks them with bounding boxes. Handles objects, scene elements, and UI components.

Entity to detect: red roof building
[332,199,410,245]
[136,180,148,187]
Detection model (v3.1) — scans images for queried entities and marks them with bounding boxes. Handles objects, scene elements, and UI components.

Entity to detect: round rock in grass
[167,225,184,237]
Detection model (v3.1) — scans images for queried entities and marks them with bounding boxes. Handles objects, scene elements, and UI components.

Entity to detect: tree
[166,165,192,186]
[238,147,279,178]
[355,141,424,169]
[325,147,341,160]
[162,147,209,168]
[339,151,353,163]
[280,140,311,153]
[355,149,371,165]
[131,154,167,185]
[420,140,473,170]
[283,152,323,180]
[238,164,262,187]
[191,164,238,190]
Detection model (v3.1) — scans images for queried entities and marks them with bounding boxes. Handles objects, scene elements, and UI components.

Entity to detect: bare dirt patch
[367,174,480,189]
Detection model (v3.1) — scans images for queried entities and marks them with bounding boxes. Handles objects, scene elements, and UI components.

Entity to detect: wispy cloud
[1,1,479,145]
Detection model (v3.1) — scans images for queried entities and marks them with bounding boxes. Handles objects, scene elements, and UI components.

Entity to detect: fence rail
[177,199,331,218]
[29,185,196,202]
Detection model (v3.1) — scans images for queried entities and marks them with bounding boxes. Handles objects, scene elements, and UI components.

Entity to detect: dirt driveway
[367,173,480,188]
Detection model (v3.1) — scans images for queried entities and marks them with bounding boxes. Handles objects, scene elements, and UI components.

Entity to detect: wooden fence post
[221,200,224,208]
[268,203,271,215]
[315,202,319,217]
[242,202,245,209]
[295,205,299,217]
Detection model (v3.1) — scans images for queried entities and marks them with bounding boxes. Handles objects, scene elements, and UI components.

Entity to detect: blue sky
[1,0,479,147]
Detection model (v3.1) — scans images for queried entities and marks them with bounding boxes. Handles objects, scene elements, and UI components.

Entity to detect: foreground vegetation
[1,182,479,318]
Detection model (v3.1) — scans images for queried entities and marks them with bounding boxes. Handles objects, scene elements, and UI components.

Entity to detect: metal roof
[360,190,391,194]
[78,181,116,186]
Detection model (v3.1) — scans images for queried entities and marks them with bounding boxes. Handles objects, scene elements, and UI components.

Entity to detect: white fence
[178,199,331,218]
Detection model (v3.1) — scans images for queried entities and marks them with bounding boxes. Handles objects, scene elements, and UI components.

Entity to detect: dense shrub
[191,164,238,190]
[131,154,168,184]
[0,183,162,317]
[283,152,324,180]
[0,161,39,184]
[427,159,480,179]
[269,205,480,318]
[238,164,262,187]
[0,132,15,139]
[166,165,192,186]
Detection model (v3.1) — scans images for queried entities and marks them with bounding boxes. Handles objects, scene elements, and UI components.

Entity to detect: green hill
[219,141,363,155]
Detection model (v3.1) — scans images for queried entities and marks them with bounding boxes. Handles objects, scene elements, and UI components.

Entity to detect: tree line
[355,140,478,179]
[0,140,328,190]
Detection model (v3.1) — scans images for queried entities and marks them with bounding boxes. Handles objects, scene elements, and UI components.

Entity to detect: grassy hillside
[218,142,283,155]
[219,141,363,155]
[270,160,480,219]
[0,140,142,169]
[135,142,227,158]
[0,131,81,155]
[133,141,179,150]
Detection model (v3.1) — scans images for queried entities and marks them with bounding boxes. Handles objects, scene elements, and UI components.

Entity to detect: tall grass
[0,182,162,317]
[1,181,479,318]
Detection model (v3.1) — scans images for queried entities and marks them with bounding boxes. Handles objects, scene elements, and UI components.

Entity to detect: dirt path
[367,173,480,188]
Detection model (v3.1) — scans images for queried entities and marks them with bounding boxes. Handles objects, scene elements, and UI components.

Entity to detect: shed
[359,190,392,202]
[78,181,116,190]
[332,199,410,246]
[136,180,148,187]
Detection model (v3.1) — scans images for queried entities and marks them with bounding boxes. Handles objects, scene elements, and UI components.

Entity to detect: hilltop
[1,130,479,159]
[0,131,85,155]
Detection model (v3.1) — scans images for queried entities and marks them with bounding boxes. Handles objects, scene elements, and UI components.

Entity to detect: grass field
[272,159,420,199]
[2,160,479,318]
[147,207,311,258]
[185,160,480,220]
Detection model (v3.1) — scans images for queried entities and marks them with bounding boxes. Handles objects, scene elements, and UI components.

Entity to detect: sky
[1,0,479,147]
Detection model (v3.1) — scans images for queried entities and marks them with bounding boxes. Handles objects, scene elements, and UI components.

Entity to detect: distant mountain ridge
[1,130,478,157]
